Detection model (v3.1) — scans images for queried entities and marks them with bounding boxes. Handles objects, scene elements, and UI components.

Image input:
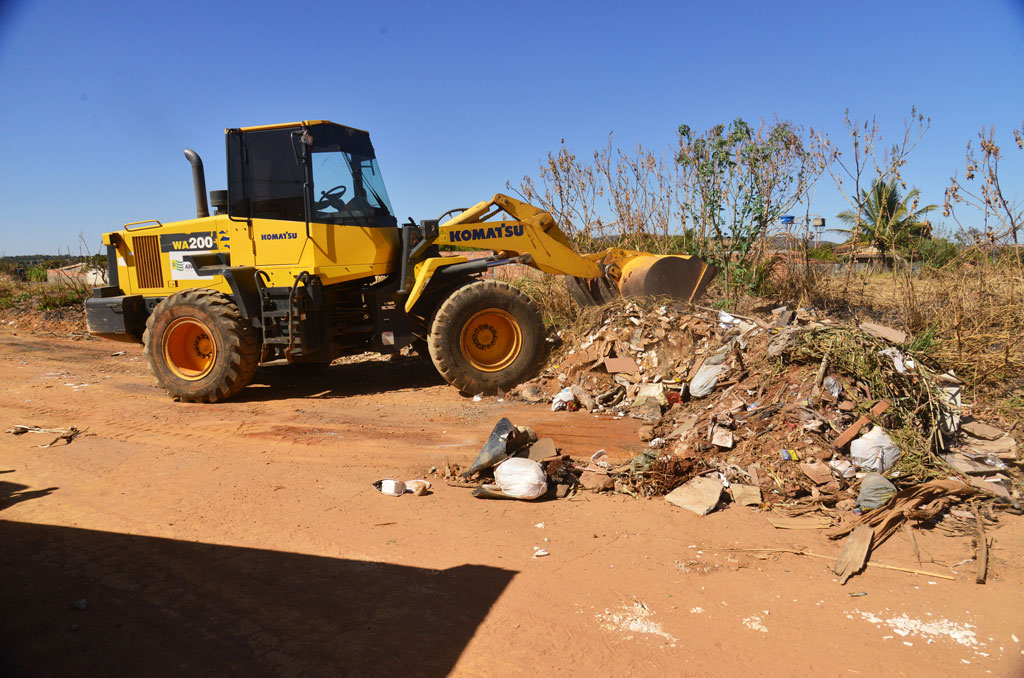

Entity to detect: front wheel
[427,280,545,395]
[143,289,260,402]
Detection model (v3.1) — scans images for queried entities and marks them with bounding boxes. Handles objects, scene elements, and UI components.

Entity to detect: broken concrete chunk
[526,438,557,461]
[630,396,663,422]
[961,419,1007,441]
[570,384,596,412]
[965,474,1012,499]
[964,434,1018,461]
[636,382,668,406]
[664,476,724,516]
[516,425,538,444]
[729,484,762,506]
[517,384,546,403]
[941,452,1000,475]
[859,321,907,344]
[711,428,734,449]
[579,470,615,492]
[665,415,698,440]
[799,461,834,485]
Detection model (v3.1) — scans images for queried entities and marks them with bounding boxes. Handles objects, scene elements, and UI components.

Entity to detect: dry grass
[769,257,1024,391]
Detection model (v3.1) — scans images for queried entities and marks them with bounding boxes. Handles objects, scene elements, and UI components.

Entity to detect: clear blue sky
[1,0,1022,255]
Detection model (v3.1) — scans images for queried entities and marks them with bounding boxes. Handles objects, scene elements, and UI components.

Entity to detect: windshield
[309,125,396,228]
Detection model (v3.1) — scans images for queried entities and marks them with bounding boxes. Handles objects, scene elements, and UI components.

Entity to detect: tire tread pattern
[143,289,260,403]
[427,280,544,395]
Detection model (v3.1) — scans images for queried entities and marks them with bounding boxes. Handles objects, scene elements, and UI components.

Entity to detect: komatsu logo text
[261,232,298,241]
[449,224,524,242]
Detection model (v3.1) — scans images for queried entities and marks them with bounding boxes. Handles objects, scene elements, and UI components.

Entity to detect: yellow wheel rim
[459,309,522,372]
[163,317,217,380]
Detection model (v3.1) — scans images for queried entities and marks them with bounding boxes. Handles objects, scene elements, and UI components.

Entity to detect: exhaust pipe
[183,149,210,219]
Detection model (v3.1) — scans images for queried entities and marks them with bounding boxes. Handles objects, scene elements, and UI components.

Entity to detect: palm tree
[835,179,937,256]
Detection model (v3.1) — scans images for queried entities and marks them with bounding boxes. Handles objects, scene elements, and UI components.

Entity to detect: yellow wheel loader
[86,120,717,402]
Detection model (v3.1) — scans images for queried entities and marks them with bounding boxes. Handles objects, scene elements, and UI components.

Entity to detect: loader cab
[225,121,397,229]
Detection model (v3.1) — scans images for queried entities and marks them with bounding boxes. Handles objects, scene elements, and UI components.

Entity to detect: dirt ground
[1,328,1023,677]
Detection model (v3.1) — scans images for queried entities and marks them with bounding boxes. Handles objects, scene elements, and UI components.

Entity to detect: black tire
[427,280,545,395]
[143,289,260,403]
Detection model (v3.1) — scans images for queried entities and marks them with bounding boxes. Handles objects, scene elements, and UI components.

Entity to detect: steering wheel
[315,185,348,211]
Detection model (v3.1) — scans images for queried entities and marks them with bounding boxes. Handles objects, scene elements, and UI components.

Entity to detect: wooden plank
[833,399,891,449]
[833,524,874,585]
[972,504,989,585]
[902,522,922,568]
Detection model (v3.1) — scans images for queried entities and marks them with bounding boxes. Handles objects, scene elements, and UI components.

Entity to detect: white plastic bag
[850,426,902,472]
[493,457,548,500]
[689,363,729,398]
[551,387,576,411]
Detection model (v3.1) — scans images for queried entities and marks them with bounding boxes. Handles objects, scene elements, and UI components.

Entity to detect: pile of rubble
[430,298,1020,583]
[501,298,1019,512]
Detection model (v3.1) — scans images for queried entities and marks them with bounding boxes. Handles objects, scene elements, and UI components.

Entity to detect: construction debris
[961,419,1006,441]
[463,418,535,477]
[729,484,762,506]
[859,321,907,345]
[664,476,724,516]
[373,479,407,497]
[833,524,874,585]
[438,299,1020,580]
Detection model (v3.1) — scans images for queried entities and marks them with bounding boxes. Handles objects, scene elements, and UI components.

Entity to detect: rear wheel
[143,289,260,402]
[427,280,545,394]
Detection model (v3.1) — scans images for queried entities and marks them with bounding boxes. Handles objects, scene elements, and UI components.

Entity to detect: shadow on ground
[0,521,515,677]
[234,355,448,402]
[0,482,57,512]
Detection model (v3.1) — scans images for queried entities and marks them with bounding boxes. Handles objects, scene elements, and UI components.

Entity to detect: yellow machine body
[87,120,717,403]
[402,193,718,312]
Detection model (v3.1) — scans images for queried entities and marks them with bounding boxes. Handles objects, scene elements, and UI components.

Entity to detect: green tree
[676,117,816,295]
[835,178,937,256]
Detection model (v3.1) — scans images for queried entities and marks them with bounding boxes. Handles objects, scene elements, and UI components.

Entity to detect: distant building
[46,263,105,286]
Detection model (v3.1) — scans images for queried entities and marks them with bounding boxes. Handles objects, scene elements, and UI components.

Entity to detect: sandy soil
[1,328,1022,677]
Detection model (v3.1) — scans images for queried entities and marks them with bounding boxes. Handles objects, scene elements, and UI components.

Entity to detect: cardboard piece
[604,356,640,373]
[859,321,907,344]
[729,484,762,506]
[766,514,832,530]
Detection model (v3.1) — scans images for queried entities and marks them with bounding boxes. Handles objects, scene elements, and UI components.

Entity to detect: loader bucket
[617,254,718,303]
[568,252,719,306]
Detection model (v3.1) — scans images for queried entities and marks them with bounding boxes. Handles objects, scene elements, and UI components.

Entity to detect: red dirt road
[1,329,1022,677]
